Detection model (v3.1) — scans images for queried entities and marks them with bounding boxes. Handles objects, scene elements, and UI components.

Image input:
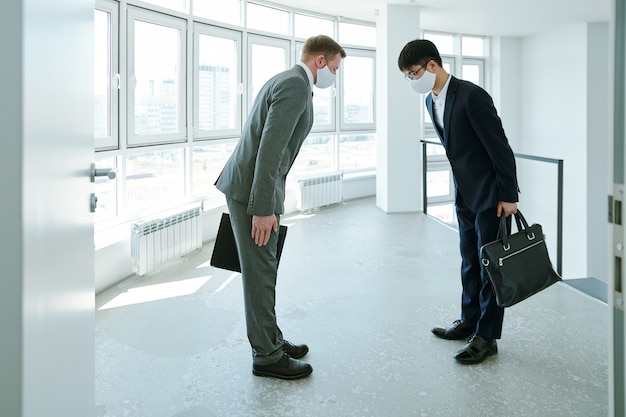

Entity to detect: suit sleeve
[248,77,309,215]
[465,88,519,203]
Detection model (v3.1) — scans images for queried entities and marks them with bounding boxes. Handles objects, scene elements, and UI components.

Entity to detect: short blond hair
[301,35,346,60]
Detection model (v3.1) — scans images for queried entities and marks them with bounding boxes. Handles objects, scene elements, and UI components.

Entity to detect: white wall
[518,23,610,280]
[586,22,611,283]
[491,37,522,150]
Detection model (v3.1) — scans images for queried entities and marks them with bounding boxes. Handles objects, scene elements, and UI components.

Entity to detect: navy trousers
[456,197,509,340]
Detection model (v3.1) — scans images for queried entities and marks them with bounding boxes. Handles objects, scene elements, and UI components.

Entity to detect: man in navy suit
[398,39,519,364]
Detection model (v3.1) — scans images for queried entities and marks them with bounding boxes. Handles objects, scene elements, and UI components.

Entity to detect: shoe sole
[252,367,313,380]
[455,345,498,365]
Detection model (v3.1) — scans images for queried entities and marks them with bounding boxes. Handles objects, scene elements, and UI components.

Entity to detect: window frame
[126,7,188,147]
[246,34,291,113]
[192,24,242,141]
[95,0,119,150]
[461,58,486,87]
[339,47,376,132]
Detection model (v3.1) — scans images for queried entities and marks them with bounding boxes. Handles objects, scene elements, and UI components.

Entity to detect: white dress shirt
[431,74,452,132]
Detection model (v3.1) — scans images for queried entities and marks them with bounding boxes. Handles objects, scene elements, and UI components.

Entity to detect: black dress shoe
[252,353,313,380]
[432,320,475,340]
[455,334,498,364]
[283,340,309,359]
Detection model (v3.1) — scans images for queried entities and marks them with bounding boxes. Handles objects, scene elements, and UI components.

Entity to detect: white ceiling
[266,0,611,37]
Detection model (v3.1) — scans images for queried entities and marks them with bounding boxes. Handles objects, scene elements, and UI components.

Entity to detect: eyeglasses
[404,61,430,81]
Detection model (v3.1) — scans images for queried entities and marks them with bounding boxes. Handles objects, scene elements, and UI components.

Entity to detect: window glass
[294,14,334,38]
[338,22,375,47]
[426,142,447,157]
[427,170,451,197]
[424,33,454,54]
[462,63,481,85]
[290,135,335,176]
[139,0,186,13]
[192,142,237,197]
[250,42,288,103]
[126,150,184,213]
[193,0,241,25]
[428,203,456,225]
[197,33,239,132]
[339,134,376,171]
[247,3,289,35]
[342,55,374,125]
[312,87,333,127]
[131,18,183,139]
[462,36,485,56]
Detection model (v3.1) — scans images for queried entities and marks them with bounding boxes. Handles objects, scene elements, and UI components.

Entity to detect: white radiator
[296,172,343,211]
[131,206,203,276]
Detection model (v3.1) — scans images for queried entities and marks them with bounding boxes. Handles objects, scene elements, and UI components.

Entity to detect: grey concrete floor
[95,197,608,417]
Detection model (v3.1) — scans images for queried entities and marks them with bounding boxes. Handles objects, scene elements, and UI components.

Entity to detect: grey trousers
[226,198,284,365]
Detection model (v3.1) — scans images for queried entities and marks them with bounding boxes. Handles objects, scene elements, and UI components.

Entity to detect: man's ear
[315,54,326,68]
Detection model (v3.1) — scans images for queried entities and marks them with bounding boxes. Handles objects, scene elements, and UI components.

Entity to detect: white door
[610,0,626,415]
[0,0,95,416]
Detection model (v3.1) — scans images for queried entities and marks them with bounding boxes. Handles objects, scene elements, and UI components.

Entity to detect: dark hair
[302,35,347,60]
[397,39,442,72]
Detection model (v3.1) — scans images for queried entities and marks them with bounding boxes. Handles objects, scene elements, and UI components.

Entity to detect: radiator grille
[131,206,203,276]
[296,172,343,211]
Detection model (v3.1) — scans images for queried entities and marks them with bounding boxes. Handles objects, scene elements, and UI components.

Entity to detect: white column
[375,5,423,213]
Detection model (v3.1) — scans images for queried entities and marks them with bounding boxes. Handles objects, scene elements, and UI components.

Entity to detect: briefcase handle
[496,210,535,250]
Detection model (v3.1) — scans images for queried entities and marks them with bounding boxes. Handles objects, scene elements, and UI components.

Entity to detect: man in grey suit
[215,35,346,380]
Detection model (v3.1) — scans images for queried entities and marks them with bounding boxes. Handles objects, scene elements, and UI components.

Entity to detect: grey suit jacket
[215,65,314,215]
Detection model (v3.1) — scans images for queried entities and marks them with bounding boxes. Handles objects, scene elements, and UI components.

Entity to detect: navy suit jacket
[426,76,518,213]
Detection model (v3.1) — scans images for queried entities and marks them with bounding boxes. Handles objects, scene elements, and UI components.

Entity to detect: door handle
[90,162,116,183]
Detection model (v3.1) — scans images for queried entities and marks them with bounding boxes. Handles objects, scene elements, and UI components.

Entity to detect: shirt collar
[296,62,314,92]
[432,74,452,104]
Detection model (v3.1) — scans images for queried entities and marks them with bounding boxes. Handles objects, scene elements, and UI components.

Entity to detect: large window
[94,0,376,233]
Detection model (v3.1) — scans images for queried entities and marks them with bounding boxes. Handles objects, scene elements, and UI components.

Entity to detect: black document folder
[210,213,288,272]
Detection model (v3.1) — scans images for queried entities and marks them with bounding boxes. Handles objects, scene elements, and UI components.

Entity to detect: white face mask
[315,65,336,89]
[410,69,436,94]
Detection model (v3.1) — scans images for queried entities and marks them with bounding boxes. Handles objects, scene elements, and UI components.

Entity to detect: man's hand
[251,214,278,246]
[497,201,518,217]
